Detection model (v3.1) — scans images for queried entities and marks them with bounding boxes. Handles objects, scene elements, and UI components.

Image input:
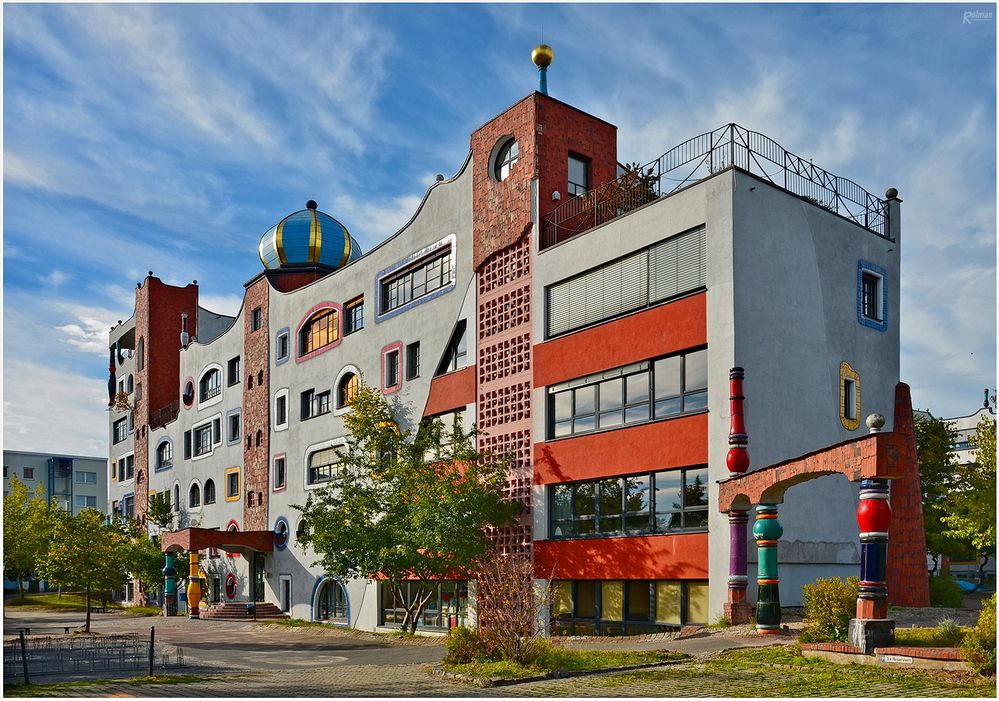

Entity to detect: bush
[928,576,964,608]
[800,576,859,643]
[961,594,996,676]
[443,625,486,665]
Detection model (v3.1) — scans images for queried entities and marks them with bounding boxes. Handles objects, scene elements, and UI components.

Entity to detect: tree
[942,413,996,564]
[146,491,175,531]
[37,509,133,632]
[914,414,976,565]
[125,530,167,607]
[296,383,519,634]
[2,475,56,598]
[475,550,553,663]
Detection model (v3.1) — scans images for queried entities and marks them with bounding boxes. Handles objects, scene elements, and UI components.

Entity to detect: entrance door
[280,576,291,613]
[210,577,221,604]
[252,552,265,602]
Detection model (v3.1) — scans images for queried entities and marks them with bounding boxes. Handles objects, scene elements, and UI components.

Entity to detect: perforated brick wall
[241,278,270,531]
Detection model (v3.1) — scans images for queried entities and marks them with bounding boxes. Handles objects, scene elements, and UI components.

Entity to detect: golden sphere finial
[532,43,554,68]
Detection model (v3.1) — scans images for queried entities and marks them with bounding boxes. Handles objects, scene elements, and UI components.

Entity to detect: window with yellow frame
[224,466,241,501]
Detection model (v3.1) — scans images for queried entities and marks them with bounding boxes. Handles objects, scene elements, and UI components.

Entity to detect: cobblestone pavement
[9,659,988,698]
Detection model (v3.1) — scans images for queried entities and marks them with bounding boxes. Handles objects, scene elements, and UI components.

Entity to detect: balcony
[541,123,890,249]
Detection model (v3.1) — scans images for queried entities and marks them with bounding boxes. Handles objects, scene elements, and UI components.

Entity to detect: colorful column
[725,510,752,624]
[186,552,201,620]
[163,553,177,617]
[726,367,750,473]
[856,479,891,619]
[753,504,782,634]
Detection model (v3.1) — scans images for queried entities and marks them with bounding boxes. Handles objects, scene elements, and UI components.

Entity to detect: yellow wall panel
[601,581,623,620]
[656,581,681,624]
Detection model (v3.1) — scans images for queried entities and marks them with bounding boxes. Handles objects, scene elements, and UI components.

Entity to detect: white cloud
[2,359,110,456]
[198,294,243,317]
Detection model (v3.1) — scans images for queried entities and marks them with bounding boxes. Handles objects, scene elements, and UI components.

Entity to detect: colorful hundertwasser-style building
[107,49,928,635]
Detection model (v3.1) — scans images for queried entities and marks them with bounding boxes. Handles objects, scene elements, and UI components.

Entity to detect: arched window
[173,484,180,512]
[299,308,339,356]
[156,441,173,469]
[307,446,340,485]
[316,578,349,623]
[199,368,221,402]
[337,372,359,408]
[493,138,519,181]
[127,375,134,393]
[204,479,216,505]
[189,482,201,508]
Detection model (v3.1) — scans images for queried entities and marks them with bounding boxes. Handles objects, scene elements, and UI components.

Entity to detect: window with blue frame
[857,261,888,331]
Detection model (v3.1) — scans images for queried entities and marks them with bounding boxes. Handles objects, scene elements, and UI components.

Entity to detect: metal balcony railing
[541,123,890,249]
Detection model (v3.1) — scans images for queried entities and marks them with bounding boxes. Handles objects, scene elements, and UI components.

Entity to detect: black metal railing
[541,123,889,248]
[149,400,180,430]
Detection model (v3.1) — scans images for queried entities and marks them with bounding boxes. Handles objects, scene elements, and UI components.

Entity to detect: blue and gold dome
[258,200,362,270]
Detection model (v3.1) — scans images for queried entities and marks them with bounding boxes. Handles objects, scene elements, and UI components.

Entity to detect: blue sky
[3,2,996,456]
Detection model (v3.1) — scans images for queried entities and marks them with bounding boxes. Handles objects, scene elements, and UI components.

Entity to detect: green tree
[914,414,976,565]
[296,383,518,634]
[37,509,133,632]
[2,475,56,598]
[125,530,167,607]
[943,414,996,560]
[146,491,175,531]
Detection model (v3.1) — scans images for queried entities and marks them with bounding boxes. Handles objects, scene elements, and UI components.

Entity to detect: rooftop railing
[540,123,890,249]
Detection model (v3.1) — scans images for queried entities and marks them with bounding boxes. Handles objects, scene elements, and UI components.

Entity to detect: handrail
[541,123,889,248]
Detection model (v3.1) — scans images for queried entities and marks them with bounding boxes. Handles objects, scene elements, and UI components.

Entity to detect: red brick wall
[242,278,270,531]
[885,383,930,607]
[134,276,200,522]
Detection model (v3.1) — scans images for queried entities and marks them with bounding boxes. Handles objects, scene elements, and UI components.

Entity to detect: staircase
[202,602,290,621]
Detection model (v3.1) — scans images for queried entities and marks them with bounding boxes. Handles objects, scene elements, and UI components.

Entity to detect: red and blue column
[753,504,783,634]
[849,478,895,651]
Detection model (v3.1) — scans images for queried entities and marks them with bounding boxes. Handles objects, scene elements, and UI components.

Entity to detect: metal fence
[4,629,185,683]
[541,122,890,248]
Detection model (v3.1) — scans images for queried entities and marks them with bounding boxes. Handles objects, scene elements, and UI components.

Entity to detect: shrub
[961,594,996,676]
[928,576,964,608]
[443,625,485,665]
[800,576,859,643]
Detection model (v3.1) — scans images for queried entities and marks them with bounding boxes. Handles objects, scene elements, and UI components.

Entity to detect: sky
[2,2,996,457]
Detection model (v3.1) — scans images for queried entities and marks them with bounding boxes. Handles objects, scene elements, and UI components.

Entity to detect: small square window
[251,307,263,331]
[23,467,34,480]
[405,342,420,381]
[226,471,240,499]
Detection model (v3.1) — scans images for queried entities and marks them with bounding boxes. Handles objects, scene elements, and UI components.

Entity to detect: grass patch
[443,648,686,680]
[5,674,211,696]
[124,606,163,617]
[895,626,967,648]
[263,617,326,628]
[4,592,123,612]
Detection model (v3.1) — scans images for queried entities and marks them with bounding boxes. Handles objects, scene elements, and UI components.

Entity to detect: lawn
[443,648,687,680]
[4,592,161,616]
[5,674,210,697]
[894,625,967,648]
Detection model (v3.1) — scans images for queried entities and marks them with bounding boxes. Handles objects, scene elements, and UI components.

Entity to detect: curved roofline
[268,150,473,298]
[183,300,246,352]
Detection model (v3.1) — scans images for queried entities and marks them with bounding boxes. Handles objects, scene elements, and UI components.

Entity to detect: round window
[274,518,289,550]
[182,381,195,408]
[493,138,519,182]
[225,573,237,600]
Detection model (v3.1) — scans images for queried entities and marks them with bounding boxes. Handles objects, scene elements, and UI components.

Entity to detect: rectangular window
[228,413,241,442]
[274,457,286,490]
[435,320,467,376]
[193,423,213,456]
[125,455,134,480]
[74,495,97,509]
[227,356,241,385]
[275,395,287,426]
[345,296,364,334]
[551,579,708,635]
[251,307,262,331]
[112,418,128,444]
[183,431,192,460]
[385,350,400,388]
[405,342,420,380]
[226,470,240,500]
[75,471,97,484]
[308,446,340,485]
[843,378,857,421]
[546,227,705,337]
[380,580,468,629]
[123,495,134,518]
[276,332,290,361]
[862,273,881,321]
[380,246,453,314]
[301,389,331,420]
[568,153,589,197]
[549,466,707,540]
[23,467,35,480]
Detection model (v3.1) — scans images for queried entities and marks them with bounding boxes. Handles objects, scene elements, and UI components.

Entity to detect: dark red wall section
[535,532,708,580]
[423,366,476,417]
[534,413,708,485]
[534,293,707,389]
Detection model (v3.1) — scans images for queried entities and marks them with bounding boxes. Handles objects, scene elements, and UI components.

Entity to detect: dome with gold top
[258,200,362,270]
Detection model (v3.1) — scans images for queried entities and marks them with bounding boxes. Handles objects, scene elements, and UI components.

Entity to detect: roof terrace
[540,123,891,249]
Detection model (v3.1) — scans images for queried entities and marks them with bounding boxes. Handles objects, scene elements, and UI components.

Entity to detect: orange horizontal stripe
[757,579,779,584]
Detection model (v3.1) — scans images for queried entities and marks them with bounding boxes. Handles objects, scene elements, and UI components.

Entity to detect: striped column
[856,479,891,619]
[726,367,750,473]
[725,509,752,624]
[753,504,782,634]
[187,552,202,619]
[163,553,177,617]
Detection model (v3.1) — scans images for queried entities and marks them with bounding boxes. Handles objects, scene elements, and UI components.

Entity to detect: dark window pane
[625,475,650,512]
[654,356,681,400]
[684,349,708,392]
[684,468,709,508]
[625,581,652,621]
[599,479,623,516]
[552,485,572,520]
[656,511,683,531]
[684,509,708,530]
[576,518,596,535]
[574,385,595,415]
[575,581,597,618]
[552,519,574,537]
[574,483,596,517]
